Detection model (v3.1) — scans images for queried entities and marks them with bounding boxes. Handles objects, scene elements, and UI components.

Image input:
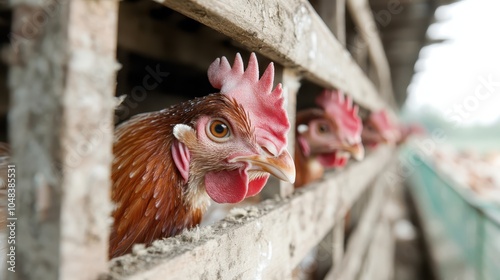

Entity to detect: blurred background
[404,0,500,150]
[391,0,500,279]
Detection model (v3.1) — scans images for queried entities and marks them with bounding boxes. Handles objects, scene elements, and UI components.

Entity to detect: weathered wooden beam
[106,146,395,279]
[8,0,118,279]
[347,0,397,109]
[158,0,389,111]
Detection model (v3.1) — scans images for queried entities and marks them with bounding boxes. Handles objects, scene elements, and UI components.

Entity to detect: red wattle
[246,174,269,197]
[337,156,347,167]
[205,169,248,203]
[317,152,338,168]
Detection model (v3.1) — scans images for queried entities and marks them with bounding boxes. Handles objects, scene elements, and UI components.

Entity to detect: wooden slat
[349,34,369,73]
[347,0,397,108]
[358,217,394,280]
[326,162,394,280]
[314,0,346,45]
[106,146,395,279]
[357,190,400,280]
[8,0,118,279]
[314,0,348,271]
[158,0,388,111]
[333,0,347,46]
[332,218,345,265]
[279,68,301,198]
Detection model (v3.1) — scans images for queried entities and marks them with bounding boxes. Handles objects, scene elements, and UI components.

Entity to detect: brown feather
[294,142,324,189]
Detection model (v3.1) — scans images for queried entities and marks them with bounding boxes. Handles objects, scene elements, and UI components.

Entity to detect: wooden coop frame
[7,0,402,279]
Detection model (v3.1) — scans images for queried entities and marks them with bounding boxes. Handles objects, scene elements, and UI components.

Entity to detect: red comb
[369,110,397,142]
[370,110,392,132]
[208,53,289,155]
[315,89,362,143]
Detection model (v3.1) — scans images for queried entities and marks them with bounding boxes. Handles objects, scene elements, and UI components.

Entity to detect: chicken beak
[382,132,396,145]
[233,150,296,183]
[344,143,365,161]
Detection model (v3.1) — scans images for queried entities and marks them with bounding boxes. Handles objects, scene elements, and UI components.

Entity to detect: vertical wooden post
[8,0,118,279]
[316,0,346,45]
[279,68,300,198]
[332,0,346,46]
[350,35,369,72]
[346,0,397,109]
[319,0,348,270]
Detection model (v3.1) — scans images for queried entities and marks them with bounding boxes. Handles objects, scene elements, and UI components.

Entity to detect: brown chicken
[361,109,399,148]
[294,90,364,188]
[109,53,295,258]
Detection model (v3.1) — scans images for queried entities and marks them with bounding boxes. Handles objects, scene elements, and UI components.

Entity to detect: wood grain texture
[8,0,118,279]
[106,146,395,280]
[158,0,388,111]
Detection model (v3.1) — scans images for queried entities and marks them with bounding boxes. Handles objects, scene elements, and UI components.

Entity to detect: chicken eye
[207,119,231,141]
[317,123,330,134]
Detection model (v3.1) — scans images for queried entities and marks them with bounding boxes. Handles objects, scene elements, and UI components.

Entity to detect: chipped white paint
[70,50,96,71]
[256,239,273,279]
[254,219,273,279]
[293,4,311,40]
[308,31,318,60]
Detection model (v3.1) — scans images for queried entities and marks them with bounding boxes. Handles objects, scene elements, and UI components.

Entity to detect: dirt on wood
[104,198,282,279]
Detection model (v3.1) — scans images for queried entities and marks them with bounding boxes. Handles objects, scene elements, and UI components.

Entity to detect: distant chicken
[361,109,399,148]
[109,53,295,258]
[294,90,364,188]
[396,123,425,145]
